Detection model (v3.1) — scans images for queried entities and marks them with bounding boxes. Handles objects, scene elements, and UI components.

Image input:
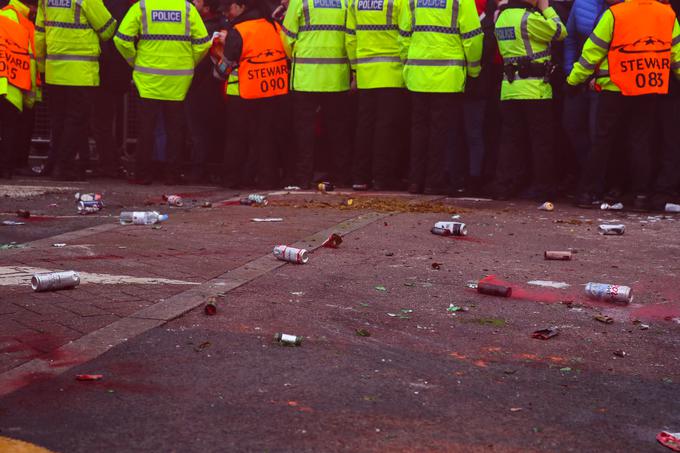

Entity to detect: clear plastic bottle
[119,211,169,225]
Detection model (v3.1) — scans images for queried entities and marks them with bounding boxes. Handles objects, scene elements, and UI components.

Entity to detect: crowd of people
[0,0,679,211]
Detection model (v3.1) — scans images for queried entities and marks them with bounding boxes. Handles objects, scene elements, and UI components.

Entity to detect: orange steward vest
[233,18,288,100]
[0,14,31,90]
[3,4,41,89]
[608,0,676,96]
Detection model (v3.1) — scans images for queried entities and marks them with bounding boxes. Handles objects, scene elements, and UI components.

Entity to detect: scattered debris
[342,198,354,207]
[119,211,168,225]
[2,220,25,226]
[31,271,80,292]
[600,202,624,210]
[528,280,570,289]
[375,286,387,292]
[431,262,442,270]
[52,243,67,248]
[657,431,680,452]
[510,407,523,412]
[613,350,626,358]
[585,282,633,304]
[194,341,212,352]
[322,233,343,248]
[355,328,371,337]
[75,192,102,202]
[594,314,614,324]
[431,221,468,236]
[451,214,461,219]
[204,296,217,315]
[274,332,303,346]
[317,182,334,192]
[76,374,103,381]
[472,280,512,298]
[241,194,268,206]
[16,209,30,218]
[201,201,213,208]
[544,251,572,260]
[163,194,184,207]
[665,203,680,213]
[447,304,467,313]
[77,200,104,214]
[538,202,554,211]
[273,245,309,264]
[559,367,572,372]
[385,252,394,257]
[284,186,301,191]
[251,218,283,222]
[532,327,559,340]
[0,242,26,249]
[598,224,625,235]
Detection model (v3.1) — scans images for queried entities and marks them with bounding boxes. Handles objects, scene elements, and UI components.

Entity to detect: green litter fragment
[560,367,572,372]
[662,377,673,384]
[0,242,26,250]
[447,304,466,313]
[355,328,371,337]
[359,303,370,307]
[375,286,387,291]
[401,308,413,314]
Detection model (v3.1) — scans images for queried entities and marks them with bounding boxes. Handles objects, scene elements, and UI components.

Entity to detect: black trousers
[137,97,185,181]
[495,99,555,192]
[13,107,34,170]
[655,92,680,195]
[185,81,225,181]
[223,95,250,187]
[0,99,20,175]
[244,95,283,189]
[47,84,93,173]
[581,92,656,196]
[409,92,462,191]
[353,87,406,188]
[92,86,124,175]
[293,91,351,186]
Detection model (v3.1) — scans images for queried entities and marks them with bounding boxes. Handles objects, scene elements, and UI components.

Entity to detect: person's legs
[654,92,680,204]
[52,86,92,180]
[493,100,526,198]
[136,97,162,183]
[249,96,280,189]
[92,87,119,177]
[464,98,486,179]
[293,91,319,188]
[162,100,186,183]
[373,88,405,189]
[427,92,459,194]
[626,95,656,197]
[13,106,35,174]
[408,91,430,192]
[562,90,591,174]
[525,99,556,197]
[322,91,352,186]
[353,88,376,188]
[0,100,20,179]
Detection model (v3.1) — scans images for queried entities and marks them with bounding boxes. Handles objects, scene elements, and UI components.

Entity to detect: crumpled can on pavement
[657,431,680,452]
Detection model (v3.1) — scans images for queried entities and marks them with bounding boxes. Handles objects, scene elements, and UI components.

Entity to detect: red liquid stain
[218,200,241,206]
[23,216,58,222]
[0,333,68,360]
[174,190,217,198]
[629,303,680,322]
[72,254,124,261]
[478,275,577,304]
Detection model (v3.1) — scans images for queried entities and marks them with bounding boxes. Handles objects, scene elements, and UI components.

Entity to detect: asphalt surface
[0,178,679,452]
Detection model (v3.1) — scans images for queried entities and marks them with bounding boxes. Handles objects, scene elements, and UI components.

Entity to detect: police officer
[114,0,211,184]
[567,0,680,210]
[492,0,566,200]
[0,0,37,179]
[281,0,352,189]
[35,0,115,180]
[398,0,483,195]
[346,0,406,191]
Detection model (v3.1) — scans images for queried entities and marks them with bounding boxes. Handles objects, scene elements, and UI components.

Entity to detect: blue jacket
[563,0,606,74]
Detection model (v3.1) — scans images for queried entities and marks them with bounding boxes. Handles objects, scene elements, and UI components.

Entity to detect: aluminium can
[598,224,625,235]
[584,282,633,304]
[31,271,80,292]
[477,281,512,298]
[431,221,468,236]
[243,194,268,205]
[77,200,103,214]
[544,250,572,260]
[274,332,303,346]
[273,245,309,264]
[166,195,183,207]
[75,192,102,202]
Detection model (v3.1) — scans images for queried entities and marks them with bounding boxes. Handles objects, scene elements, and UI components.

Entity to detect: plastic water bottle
[119,211,168,225]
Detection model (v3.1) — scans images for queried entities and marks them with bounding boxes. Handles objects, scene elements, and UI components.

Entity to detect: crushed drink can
[322,233,343,248]
[584,282,633,304]
[317,182,334,192]
[241,194,268,206]
[274,332,302,346]
[470,280,512,297]
[75,192,102,202]
[273,245,309,264]
[431,221,467,236]
[204,297,217,315]
[544,250,572,260]
[538,202,554,211]
[163,194,183,207]
[77,200,103,214]
[600,202,624,210]
[598,224,625,235]
[31,271,80,292]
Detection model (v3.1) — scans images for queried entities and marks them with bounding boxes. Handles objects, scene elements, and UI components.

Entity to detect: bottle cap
[159,214,169,222]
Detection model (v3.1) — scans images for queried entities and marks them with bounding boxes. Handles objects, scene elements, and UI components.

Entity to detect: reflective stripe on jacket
[568,0,680,94]
[345,0,405,88]
[495,4,566,100]
[35,0,115,86]
[398,0,483,93]
[114,0,211,101]
[281,0,350,92]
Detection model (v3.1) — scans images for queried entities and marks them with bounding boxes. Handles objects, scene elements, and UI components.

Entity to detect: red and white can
[273,245,309,264]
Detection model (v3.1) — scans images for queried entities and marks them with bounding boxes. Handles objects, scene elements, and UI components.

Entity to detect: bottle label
[132,212,146,225]
[281,334,297,343]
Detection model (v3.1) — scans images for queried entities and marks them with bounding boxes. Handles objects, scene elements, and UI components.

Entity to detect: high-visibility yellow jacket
[1,0,38,110]
[114,0,211,101]
[495,4,566,100]
[35,0,115,86]
[345,0,405,89]
[567,0,680,93]
[281,0,350,92]
[397,0,483,93]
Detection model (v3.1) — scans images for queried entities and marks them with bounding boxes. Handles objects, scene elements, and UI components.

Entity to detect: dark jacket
[100,0,133,92]
[223,8,274,64]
